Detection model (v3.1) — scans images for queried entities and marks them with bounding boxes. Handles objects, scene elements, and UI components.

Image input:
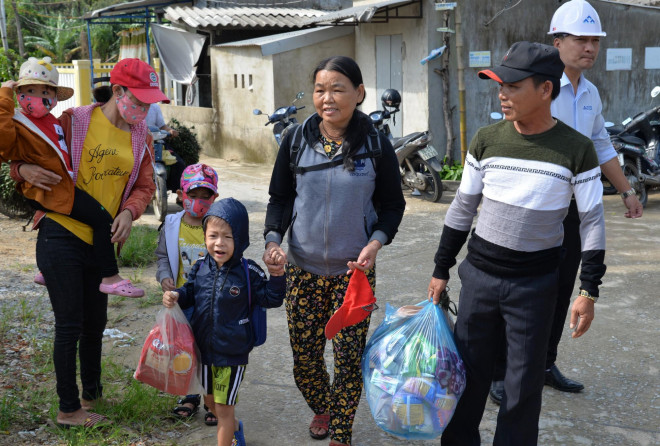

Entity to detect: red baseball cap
[325,269,377,339]
[110,58,170,104]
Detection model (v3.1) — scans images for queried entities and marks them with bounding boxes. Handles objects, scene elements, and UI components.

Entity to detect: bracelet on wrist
[578,289,598,303]
[621,189,636,199]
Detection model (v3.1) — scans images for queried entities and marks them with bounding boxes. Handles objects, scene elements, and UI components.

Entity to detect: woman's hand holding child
[264,242,287,277]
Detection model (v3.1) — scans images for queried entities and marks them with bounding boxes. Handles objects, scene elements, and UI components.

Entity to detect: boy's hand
[163,291,179,308]
[1,80,17,89]
[161,278,175,292]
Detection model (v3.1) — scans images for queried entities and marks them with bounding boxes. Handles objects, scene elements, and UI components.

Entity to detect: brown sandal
[309,413,330,440]
[57,412,111,429]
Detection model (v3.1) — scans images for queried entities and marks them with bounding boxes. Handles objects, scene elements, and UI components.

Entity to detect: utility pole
[11,1,24,57]
[0,0,9,52]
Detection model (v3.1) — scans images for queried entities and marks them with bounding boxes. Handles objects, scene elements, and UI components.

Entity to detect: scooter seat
[618,135,646,146]
[606,125,625,135]
[391,132,426,149]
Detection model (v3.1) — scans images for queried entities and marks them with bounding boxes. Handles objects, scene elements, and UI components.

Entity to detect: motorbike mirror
[295,91,305,100]
[651,86,660,98]
[253,109,263,115]
[490,112,503,120]
[604,121,614,128]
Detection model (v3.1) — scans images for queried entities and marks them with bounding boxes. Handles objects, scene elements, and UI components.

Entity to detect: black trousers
[37,218,108,413]
[441,260,558,446]
[30,187,117,278]
[493,200,581,379]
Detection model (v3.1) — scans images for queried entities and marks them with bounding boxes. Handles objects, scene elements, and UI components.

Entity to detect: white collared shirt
[551,72,617,165]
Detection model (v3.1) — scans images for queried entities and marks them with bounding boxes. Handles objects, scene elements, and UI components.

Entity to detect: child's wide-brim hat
[14,56,74,101]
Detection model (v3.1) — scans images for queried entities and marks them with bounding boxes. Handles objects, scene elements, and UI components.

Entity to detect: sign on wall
[469,51,491,68]
[606,48,632,71]
[645,47,660,70]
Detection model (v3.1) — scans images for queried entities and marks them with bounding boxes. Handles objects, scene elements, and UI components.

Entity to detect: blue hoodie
[175,197,286,366]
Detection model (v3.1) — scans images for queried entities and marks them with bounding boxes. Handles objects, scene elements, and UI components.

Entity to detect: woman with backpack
[262,55,405,446]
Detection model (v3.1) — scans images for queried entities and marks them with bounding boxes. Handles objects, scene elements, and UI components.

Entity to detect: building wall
[160,104,216,155]
[355,2,429,136]
[210,33,354,164]
[457,0,660,159]
[209,46,275,162]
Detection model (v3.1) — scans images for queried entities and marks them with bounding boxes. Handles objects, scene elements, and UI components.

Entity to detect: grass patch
[118,225,159,268]
[138,290,164,309]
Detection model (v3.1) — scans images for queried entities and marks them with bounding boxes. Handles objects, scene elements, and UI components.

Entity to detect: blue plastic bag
[361,300,465,440]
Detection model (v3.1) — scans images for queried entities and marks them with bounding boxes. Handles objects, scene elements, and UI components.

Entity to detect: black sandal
[203,405,218,426]
[172,395,200,419]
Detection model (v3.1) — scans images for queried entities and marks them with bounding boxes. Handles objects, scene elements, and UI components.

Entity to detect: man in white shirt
[146,103,179,137]
[489,0,643,405]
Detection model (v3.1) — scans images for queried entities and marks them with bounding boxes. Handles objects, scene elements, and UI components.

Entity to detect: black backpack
[286,123,383,189]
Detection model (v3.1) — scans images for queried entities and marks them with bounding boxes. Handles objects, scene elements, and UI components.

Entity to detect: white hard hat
[548,0,606,37]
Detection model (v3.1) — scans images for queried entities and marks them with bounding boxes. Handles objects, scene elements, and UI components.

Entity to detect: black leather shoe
[489,380,504,405]
[544,364,584,392]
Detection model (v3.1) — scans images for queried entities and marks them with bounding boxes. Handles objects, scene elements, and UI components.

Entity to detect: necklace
[320,121,345,142]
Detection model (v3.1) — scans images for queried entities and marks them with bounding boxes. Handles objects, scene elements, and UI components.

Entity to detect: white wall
[355,3,432,136]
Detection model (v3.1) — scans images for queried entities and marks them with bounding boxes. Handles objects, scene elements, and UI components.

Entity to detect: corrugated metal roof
[298,0,418,27]
[215,25,353,56]
[164,6,325,29]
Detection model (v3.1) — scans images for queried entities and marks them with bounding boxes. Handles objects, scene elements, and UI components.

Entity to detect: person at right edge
[488,0,643,405]
[428,41,606,445]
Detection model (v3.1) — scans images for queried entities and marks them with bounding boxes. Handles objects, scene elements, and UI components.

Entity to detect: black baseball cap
[478,41,564,83]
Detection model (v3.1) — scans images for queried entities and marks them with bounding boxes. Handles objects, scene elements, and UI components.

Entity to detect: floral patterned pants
[285,264,376,445]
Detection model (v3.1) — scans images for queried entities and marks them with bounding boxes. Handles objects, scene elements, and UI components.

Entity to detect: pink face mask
[116,93,150,125]
[18,94,56,118]
[182,191,215,218]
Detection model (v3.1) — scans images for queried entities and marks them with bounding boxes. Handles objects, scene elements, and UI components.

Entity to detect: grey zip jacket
[264,113,405,277]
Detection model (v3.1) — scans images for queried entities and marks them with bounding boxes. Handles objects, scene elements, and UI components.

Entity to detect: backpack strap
[289,124,384,177]
[366,129,382,171]
[242,258,252,312]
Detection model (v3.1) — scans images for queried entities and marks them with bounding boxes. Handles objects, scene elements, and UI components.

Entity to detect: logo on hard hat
[583,15,596,24]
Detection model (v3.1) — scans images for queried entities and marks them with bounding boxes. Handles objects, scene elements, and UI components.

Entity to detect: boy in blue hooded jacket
[163,197,286,446]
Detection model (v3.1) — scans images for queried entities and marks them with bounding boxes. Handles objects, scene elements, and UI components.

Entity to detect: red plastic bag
[134,305,204,396]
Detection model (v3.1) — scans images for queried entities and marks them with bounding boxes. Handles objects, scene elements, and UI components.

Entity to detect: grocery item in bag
[134,305,203,396]
[361,300,465,439]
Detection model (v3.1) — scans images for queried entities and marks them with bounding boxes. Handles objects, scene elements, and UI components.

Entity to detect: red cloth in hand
[325,269,377,339]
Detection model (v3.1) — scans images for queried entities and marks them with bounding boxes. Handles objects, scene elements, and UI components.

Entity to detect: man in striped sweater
[429,41,606,446]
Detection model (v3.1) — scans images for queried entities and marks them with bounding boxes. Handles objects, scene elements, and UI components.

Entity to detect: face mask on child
[18,95,56,118]
[116,93,149,125]
[182,192,214,218]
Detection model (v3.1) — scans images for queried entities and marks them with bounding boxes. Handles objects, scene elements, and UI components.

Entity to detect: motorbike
[370,89,443,202]
[604,86,660,207]
[254,91,305,146]
[150,127,171,222]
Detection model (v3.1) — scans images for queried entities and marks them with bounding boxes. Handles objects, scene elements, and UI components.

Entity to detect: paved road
[142,156,660,446]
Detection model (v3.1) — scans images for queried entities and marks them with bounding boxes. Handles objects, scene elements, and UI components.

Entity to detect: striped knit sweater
[433,119,606,296]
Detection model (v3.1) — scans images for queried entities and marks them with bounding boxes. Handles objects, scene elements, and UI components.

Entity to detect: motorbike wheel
[601,174,617,195]
[404,156,443,202]
[623,159,648,208]
[153,175,168,222]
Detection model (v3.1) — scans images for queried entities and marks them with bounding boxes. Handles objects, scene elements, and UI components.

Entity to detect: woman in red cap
[10,58,168,428]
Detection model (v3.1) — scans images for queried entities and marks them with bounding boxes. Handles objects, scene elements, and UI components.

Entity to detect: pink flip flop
[99,279,145,298]
[34,271,46,286]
